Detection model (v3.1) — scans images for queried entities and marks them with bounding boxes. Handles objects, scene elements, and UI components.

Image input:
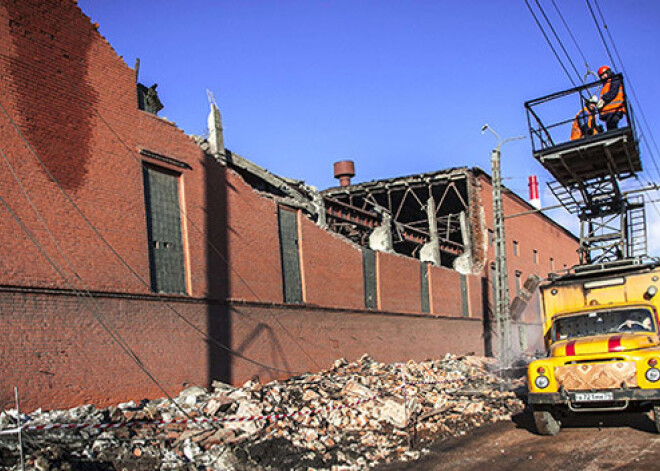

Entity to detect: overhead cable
[585,0,617,69]
[549,0,590,72]
[523,0,577,87]
[533,0,583,84]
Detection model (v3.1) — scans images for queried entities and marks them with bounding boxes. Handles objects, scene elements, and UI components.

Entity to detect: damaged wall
[0,0,490,412]
[0,0,578,411]
[298,216,365,310]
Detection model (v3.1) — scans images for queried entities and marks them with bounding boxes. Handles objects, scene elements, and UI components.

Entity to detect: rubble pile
[0,354,524,470]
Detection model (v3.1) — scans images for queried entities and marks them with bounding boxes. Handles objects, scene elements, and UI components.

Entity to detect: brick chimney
[334,160,355,187]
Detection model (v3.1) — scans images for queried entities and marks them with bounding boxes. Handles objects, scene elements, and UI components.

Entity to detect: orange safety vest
[599,79,626,115]
[570,107,599,141]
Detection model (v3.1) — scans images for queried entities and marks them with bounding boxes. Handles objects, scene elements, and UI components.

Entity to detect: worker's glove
[597,99,605,109]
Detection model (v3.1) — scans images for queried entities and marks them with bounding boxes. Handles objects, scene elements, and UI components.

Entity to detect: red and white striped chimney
[528,175,541,209]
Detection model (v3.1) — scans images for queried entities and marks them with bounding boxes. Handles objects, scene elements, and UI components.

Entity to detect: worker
[596,65,626,130]
[570,96,602,140]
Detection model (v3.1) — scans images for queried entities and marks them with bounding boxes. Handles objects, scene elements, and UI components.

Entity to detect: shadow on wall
[205,161,303,385]
[6,1,96,192]
[205,160,232,384]
[230,317,297,381]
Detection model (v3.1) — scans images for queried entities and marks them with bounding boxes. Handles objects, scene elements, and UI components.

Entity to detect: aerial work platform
[525,75,647,264]
[525,75,641,187]
[535,128,640,187]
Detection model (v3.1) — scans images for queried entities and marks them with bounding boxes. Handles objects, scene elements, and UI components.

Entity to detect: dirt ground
[380,408,660,471]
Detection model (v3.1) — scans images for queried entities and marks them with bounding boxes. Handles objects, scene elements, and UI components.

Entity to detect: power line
[550,0,590,72]
[592,0,620,68]
[523,0,577,87]
[534,0,583,84]
[633,174,660,221]
[585,0,617,70]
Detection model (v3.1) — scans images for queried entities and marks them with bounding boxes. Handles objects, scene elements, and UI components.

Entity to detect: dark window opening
[420,262,430,313]
[363,248,377,309]
[137,83,164,115]
[278,207,303,304]
[143,164,186,294]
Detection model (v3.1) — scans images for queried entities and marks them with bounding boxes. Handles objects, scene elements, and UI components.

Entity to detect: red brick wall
[478,175,579,323]
[0,0,582,412]
[224,171,283,303]
[0,290,485,412]
[0,0,286,304]
[377,252,422,313]
[299,216,364,309]
[0,290,215,411]
[468,274,485,319]
[0,0,210,296]
[227,302,485,382]
[428,265,462,316]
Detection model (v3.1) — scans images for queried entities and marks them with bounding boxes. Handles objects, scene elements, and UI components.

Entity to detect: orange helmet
[598,65,611,76]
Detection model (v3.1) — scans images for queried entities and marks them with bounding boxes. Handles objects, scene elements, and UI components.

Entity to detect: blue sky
[78,0,660,251]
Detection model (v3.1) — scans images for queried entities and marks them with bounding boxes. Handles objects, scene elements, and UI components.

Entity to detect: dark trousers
[601,111,623,131]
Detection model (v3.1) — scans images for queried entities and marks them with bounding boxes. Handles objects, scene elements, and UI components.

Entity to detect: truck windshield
[552,308,656,341]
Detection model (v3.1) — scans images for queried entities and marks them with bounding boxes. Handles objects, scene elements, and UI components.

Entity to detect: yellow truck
[528,260,660,435]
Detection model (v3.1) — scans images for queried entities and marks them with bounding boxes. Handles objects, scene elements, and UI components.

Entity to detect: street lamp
[481,124,525,372]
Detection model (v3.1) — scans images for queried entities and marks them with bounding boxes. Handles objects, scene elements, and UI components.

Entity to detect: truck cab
[528,260,660,435]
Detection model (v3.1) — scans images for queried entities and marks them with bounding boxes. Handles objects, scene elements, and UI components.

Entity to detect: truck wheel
[533,408,561,436]
[653,406,660,434]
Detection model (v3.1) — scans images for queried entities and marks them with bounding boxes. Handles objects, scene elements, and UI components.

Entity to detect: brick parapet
[0,289,485,412]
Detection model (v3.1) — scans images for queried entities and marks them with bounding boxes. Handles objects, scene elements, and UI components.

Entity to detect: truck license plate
[573,392,614,402]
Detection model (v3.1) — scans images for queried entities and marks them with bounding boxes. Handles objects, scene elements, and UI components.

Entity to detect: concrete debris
[0,354,524,470]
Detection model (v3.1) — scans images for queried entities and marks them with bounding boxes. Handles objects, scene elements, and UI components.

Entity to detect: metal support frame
[525,74,637,156]
[524,73,647,267]
[322,173,470,263]
[548,173,647,264]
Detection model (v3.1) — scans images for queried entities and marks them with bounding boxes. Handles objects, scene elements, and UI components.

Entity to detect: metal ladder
[627,196,647,258]
[548,180,581,214]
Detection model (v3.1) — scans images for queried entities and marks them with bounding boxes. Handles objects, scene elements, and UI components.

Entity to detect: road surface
[380,408,660,470]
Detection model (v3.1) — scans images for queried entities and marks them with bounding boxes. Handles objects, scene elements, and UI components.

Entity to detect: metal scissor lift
[525,75,645,265]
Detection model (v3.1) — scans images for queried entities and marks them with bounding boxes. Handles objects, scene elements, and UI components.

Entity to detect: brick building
[0,0,578,411]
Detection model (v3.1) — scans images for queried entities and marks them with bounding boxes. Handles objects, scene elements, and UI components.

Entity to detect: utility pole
[481,124,525,372]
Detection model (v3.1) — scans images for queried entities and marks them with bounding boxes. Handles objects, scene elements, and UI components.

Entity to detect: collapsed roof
[196,103,488,274]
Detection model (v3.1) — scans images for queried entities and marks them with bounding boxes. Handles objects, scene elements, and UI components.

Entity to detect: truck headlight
[646,368,660,382]
[535,375,550,389]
